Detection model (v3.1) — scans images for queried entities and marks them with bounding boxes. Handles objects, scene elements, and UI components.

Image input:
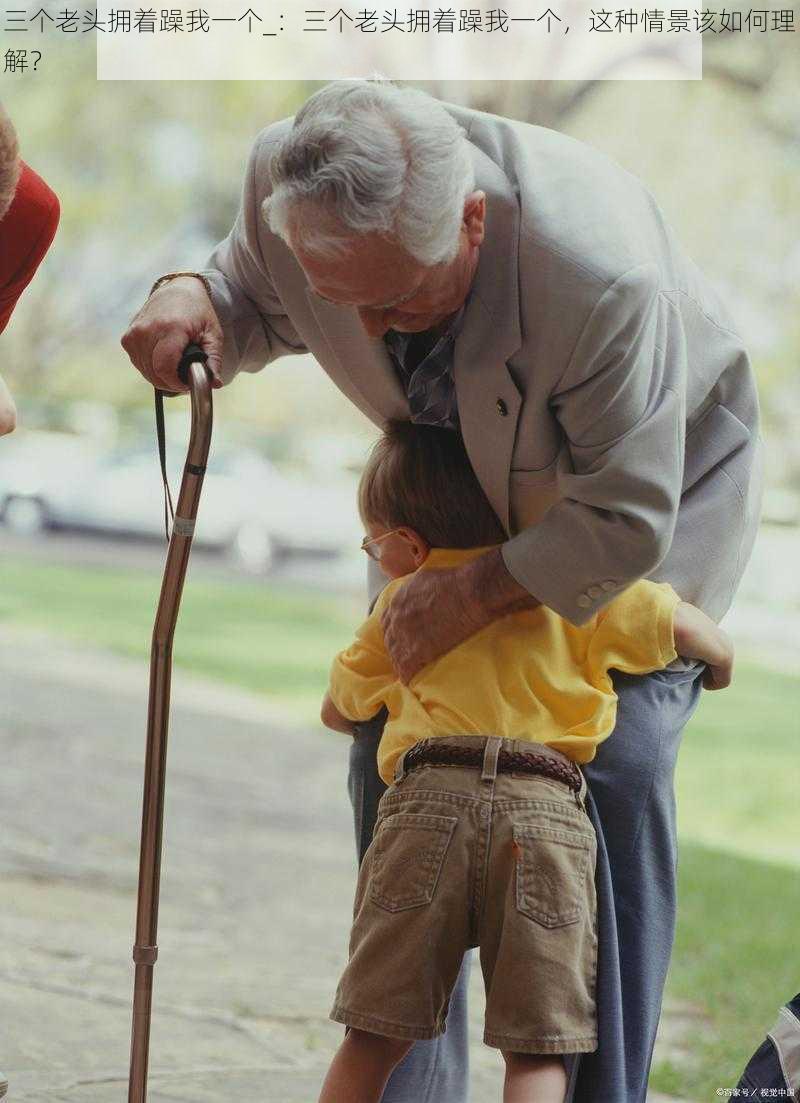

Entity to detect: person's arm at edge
[0,373,16,435]
[0,162,61,337]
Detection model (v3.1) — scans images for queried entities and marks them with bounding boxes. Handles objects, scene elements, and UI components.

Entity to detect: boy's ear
[400,527,429,567]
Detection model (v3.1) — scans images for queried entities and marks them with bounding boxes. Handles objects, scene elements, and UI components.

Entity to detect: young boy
[319,421,733,1103]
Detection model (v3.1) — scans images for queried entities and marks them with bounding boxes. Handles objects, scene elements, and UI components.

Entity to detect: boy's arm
[586,579,680,679]
[323,582,400,731]
[587,580,734,691]
[320,691,357,736]
[672,602,734,690]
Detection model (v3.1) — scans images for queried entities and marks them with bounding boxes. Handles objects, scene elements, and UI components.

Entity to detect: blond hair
[359,421,506,549]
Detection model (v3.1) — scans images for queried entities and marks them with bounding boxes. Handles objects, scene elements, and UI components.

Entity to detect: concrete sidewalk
[0,631,690,1101]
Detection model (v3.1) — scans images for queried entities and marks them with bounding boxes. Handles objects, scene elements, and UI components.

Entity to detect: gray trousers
[346,665,703,1103]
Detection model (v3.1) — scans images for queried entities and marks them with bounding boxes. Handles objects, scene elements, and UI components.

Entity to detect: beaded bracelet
[148,271,214,299]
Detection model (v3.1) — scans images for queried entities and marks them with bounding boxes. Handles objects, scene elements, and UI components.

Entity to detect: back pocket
[514,822,596,928]
[370,812,457,913]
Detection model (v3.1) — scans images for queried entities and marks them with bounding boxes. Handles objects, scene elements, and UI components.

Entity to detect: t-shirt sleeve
[585,579,679,679]
[328,583,399,722]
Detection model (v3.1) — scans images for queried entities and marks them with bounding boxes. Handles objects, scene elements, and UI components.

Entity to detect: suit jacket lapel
[454,145,523,534]
[305,288,409,426]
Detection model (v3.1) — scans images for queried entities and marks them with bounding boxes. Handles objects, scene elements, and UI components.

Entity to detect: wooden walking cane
[128,345,213,1103]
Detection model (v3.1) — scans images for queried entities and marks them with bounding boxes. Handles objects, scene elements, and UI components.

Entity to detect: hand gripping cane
[128,345,213,1103]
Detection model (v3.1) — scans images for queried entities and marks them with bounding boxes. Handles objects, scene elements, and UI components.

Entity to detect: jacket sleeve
[502,263,685,624]
[198,129,307,383]
[328,584,399,722]
[585,580,679,681]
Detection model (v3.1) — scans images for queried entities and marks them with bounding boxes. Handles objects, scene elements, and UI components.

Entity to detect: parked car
[0,432,362,573]
[0,430,102,536]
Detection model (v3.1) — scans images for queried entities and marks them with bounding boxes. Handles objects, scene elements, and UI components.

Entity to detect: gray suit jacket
[201,103,762,625]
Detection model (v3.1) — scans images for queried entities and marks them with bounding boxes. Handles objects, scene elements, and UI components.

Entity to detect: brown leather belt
[402,739,583,794]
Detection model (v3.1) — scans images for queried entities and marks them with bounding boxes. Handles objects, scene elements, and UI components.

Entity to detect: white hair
[264,79,475,267]
[0,102,21,222]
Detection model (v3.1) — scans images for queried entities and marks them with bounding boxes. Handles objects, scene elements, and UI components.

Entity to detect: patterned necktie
[385,324,460,431]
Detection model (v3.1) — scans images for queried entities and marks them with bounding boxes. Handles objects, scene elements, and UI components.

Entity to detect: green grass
[0,555,361,719]
[674,662,799,868]
[3,555,799,1098]
[653,842,800,1099]
[649,663,800,1098]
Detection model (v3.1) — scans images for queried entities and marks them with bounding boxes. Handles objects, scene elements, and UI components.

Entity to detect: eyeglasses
[360,529,404,561]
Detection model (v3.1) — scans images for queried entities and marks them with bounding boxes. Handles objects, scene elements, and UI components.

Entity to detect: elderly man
[123,80,762,1103]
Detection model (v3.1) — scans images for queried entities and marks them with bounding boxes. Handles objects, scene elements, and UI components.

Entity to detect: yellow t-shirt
[328,547,680,785]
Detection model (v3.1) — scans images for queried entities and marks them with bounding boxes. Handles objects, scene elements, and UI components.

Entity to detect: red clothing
[0,161,60,334]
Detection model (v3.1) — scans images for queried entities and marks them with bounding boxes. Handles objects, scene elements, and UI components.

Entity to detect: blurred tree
[1,33,797,486]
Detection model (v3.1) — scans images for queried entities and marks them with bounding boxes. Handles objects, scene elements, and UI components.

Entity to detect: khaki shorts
[331,735,598,1055]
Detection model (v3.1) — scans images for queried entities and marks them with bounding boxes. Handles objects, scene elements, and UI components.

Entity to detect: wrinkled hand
[381,564,485,684]
[121,276,224,393]
[381,548,538,684]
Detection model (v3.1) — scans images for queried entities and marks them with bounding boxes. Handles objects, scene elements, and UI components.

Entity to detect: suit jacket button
[496,398,508,417]
[587,584,603,599]
[576,594,592,608]
[602,580,617,592]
